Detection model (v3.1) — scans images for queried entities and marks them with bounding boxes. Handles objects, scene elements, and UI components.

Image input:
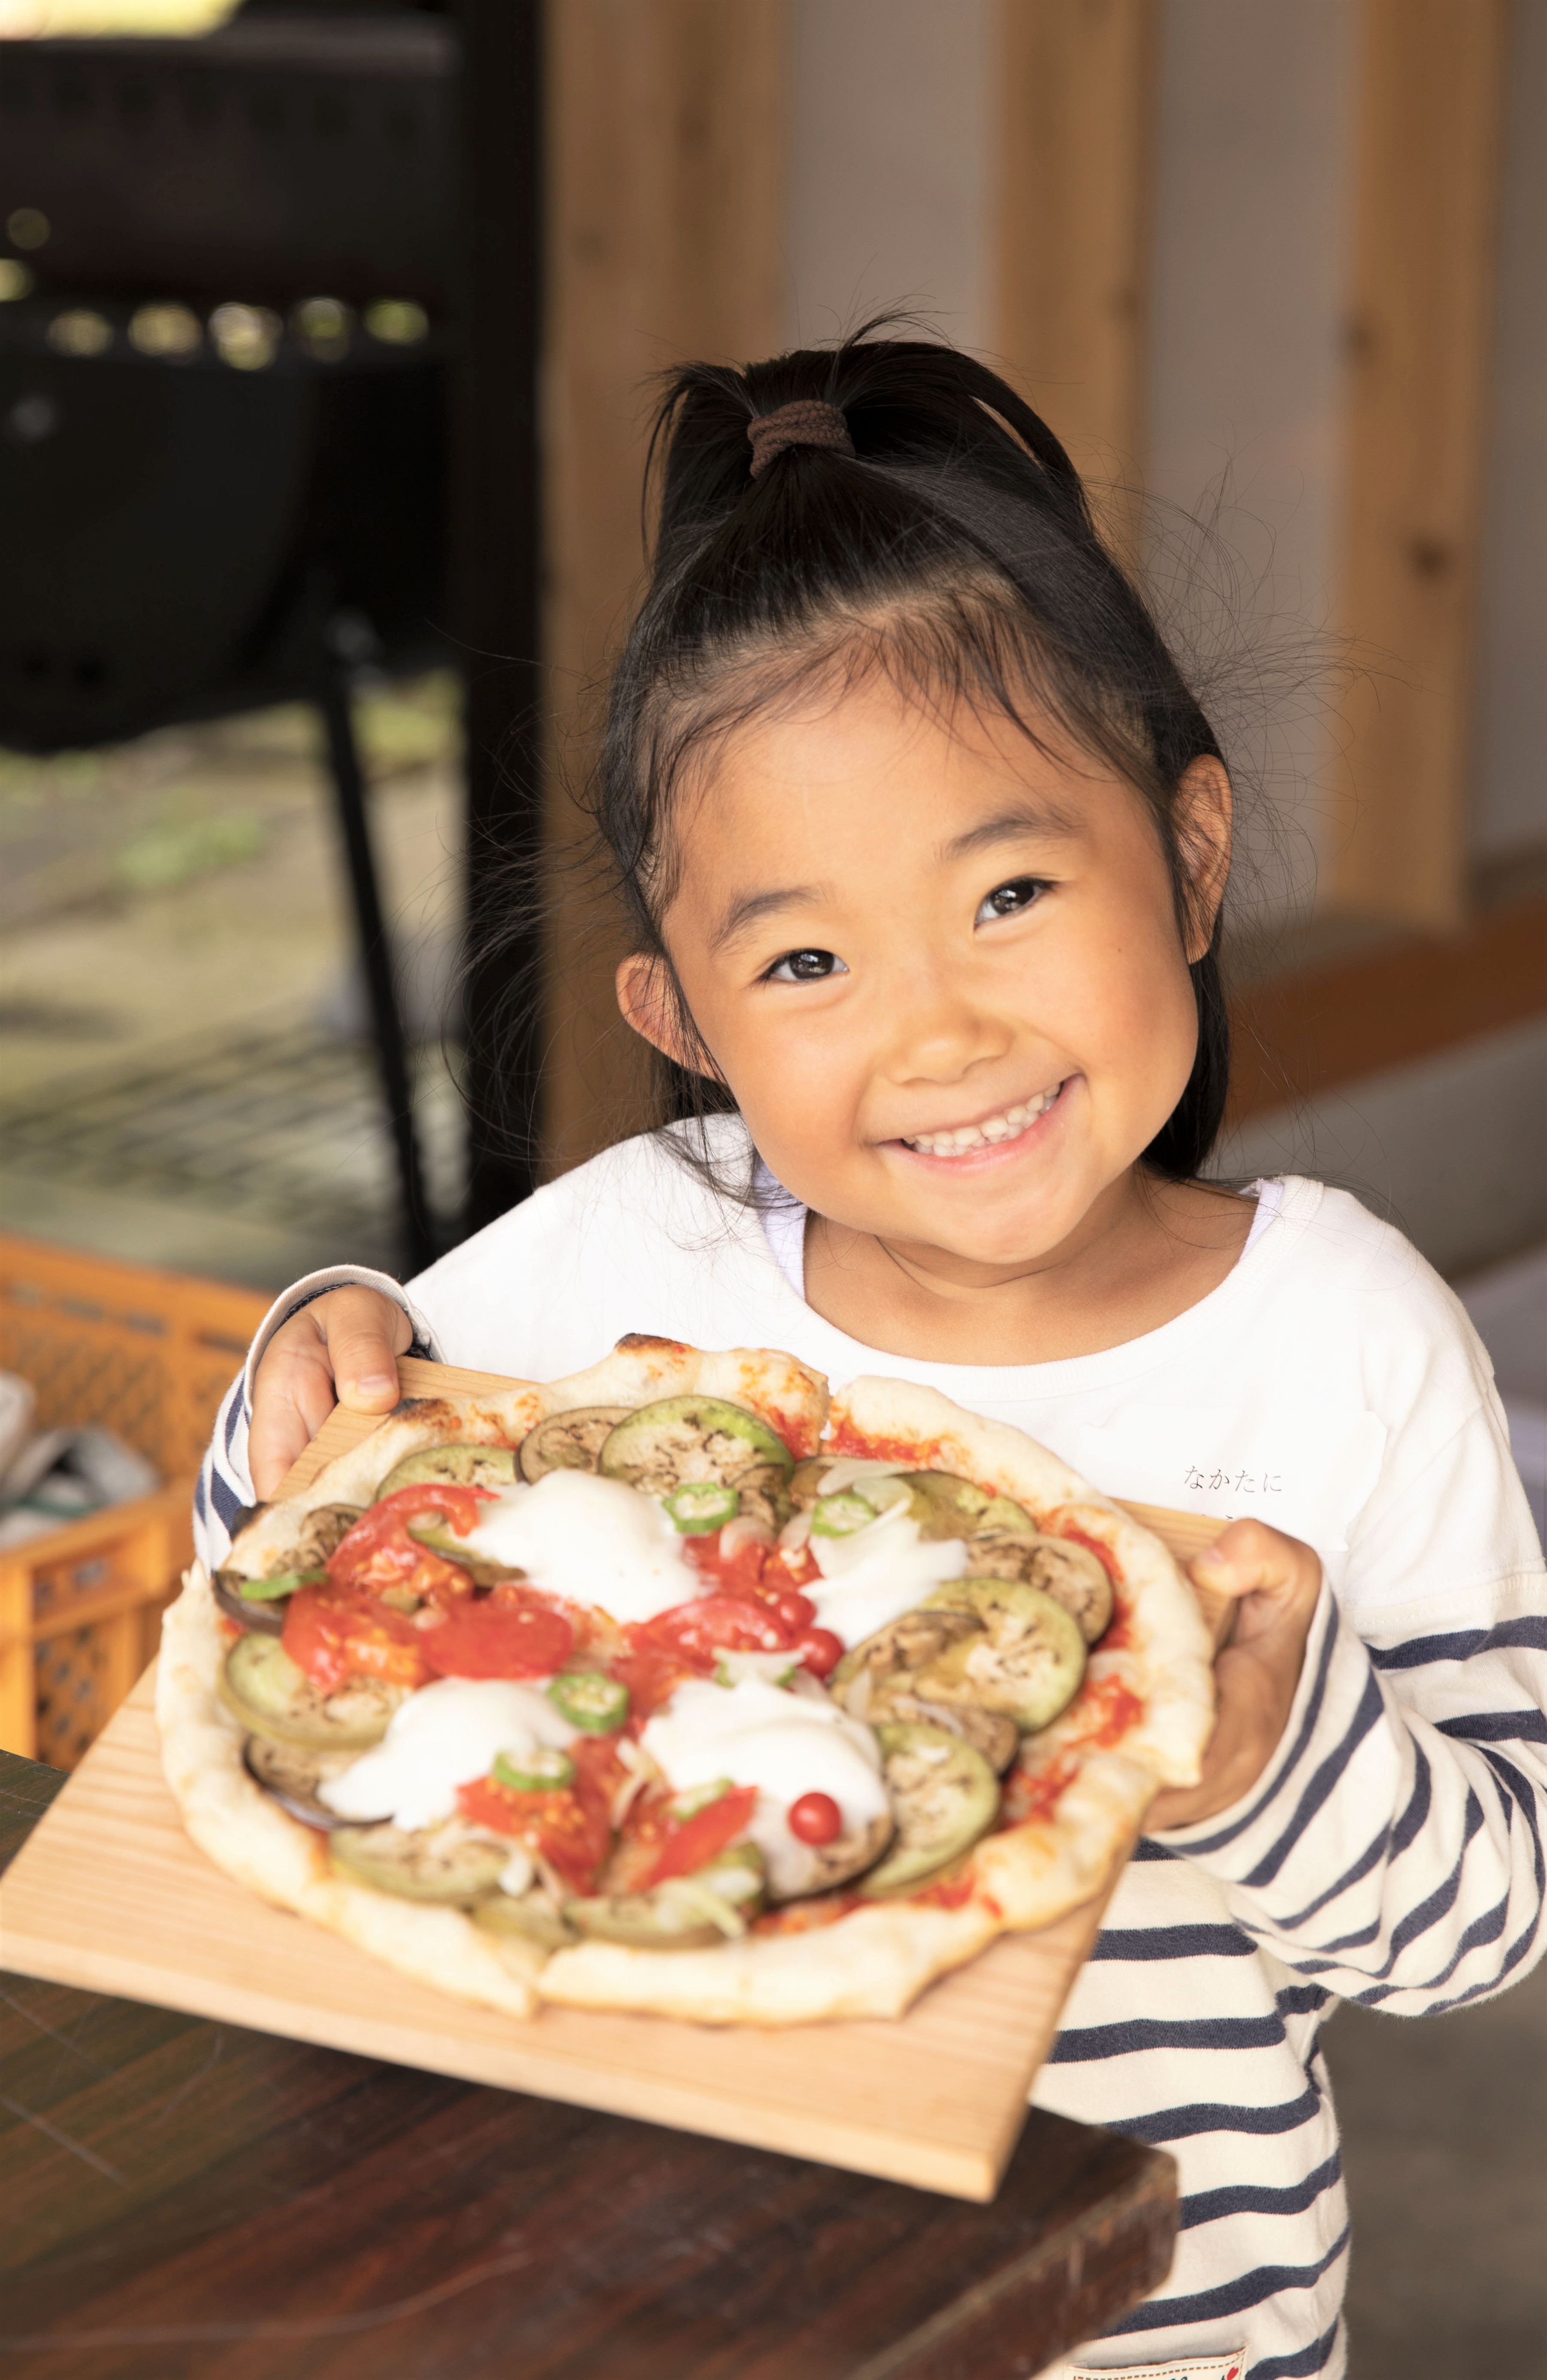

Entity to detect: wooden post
[993,0,1155,546]
[542,0,787,1174]
[1331,0,1510,928]
[456,0,546,1233]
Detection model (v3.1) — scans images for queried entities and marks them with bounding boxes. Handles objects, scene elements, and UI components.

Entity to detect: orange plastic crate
[0,1235,269,1766]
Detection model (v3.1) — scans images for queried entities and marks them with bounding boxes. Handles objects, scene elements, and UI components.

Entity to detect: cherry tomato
[643,1594,795,1665]
[788,1791,842,1846]
[792,1627,844,1679]
[422,1598,575,1680]
[756,1586,817,1633]
[327,1483,493,1604]
[282,1588,431,1693]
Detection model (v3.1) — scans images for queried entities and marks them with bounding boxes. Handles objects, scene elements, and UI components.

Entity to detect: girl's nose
[879,971,1014,1085]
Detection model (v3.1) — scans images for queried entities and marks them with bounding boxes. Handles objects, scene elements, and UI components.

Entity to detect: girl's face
[620,673,1230,1277]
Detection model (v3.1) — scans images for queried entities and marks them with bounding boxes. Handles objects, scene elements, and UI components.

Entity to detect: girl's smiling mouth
[894,1079,1068,1161]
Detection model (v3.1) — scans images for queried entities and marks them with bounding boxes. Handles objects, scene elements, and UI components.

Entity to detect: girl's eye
[765,948,847,984]
[975,876,1050,927]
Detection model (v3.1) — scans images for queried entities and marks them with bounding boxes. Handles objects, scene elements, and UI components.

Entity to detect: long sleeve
[1159,1405,1547,2016]
[191,1264,441,1573]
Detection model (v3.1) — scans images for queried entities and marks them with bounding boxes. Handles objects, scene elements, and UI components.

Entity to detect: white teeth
[902,1085,1062,1157]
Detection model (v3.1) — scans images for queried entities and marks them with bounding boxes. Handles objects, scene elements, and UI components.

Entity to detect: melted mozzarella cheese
[458,1469,700,1624]
[318,1677,574,1833]
[642,1675,887,1836]
[807,1499,968,1644]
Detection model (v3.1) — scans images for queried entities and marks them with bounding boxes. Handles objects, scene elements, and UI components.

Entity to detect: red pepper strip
[457,1739,619,1893]
[326,1483,495,1604]
[423,1598,574,1680]
[609,1640,702,1723]
[282,1587,432,1694]
[640,1782,759,1887]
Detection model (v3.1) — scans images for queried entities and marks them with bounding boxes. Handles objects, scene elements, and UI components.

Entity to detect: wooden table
[0,1747,1177,2380]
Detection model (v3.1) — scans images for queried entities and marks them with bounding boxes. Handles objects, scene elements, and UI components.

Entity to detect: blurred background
[0,4,1541,2373]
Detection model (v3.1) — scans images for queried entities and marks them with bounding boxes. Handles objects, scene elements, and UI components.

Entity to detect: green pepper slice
[547,1670,631,1734]
[663,1480,741,1534]
[493,1745,576,1794]
[237,1569,325,1600]
[810,1489,880,1538]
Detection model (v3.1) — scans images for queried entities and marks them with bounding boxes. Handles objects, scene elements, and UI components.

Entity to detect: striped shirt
[197,1125,1547,2380]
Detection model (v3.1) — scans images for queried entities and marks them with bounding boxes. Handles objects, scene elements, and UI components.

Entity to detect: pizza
[157,1335,1214,2026]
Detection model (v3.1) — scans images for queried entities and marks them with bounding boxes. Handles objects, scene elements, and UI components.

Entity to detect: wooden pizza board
[0,1357,1231,2203]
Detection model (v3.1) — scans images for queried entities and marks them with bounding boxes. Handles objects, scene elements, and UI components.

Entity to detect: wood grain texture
[0,1672,1129,2202]
[993,0,1154,549]
[1332,0,1509,927]
[543,0,788,1172]
[0,1738,1177,2379]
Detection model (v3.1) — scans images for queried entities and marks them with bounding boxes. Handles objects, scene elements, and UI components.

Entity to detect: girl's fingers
[1188,1518,1322,1614]
[248,1291,410,1499]
[316,1291,412,1411]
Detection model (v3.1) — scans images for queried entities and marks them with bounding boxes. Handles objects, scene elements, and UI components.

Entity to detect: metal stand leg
[317,670,437,1278]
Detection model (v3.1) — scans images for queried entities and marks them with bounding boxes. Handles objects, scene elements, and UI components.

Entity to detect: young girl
[200,337,1546,2380]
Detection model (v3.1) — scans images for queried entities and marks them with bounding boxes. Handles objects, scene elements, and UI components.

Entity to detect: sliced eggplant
[214,1573,293,1635]
[402,1521,517,1588]
[518,1406,632,1484]
[598,1395,794,1499]
[220,1632,405,1751]
[764,1807,895,1902]
[376,1444,519,1498]
[329,1820,511,1903]
[918,1578,1087,1732]
[789,1456,834,1510]
[897,1472,1039,1545]
[859,1721,1001,1897]
[862,1688,1019,1776]
[830,1602,985,1701]
[965,1532,1113,1643]
[472,1890,579,1951]
[243,1734,357,1828]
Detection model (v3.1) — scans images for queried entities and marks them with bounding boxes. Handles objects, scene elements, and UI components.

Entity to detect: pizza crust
[157,1566,546,2018]
[161,1344,1215,2029]
[223,1337,828,1584]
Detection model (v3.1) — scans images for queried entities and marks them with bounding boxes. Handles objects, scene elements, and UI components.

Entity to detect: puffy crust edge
[156,1567,545,2017]
[225,1338,829,1580]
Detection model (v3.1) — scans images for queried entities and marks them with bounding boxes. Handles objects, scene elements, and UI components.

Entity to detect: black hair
[589,323,1231,1196]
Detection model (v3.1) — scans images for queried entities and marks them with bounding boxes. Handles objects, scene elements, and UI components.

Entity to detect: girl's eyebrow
[940,801,1085,860]
[710,882,830,953]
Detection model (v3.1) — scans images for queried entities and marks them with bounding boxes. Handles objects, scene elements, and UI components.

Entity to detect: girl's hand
[1146,1519,1325,1833]
[247,1288,412,1501]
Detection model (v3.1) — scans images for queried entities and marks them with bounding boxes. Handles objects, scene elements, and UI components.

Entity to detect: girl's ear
[1174,756,1233,962]
[616,952,692,1065]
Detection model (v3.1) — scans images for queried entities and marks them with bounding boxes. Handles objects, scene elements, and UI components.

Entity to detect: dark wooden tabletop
[0,1747,1176,2380]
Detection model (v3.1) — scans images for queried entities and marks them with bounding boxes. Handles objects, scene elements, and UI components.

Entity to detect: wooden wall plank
[993,0,1154,542]
[1331,0,1510,928]
[1226,891,1547,1125]
[543,0,788,1173]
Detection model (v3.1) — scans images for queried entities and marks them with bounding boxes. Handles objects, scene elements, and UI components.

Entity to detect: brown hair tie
[747,398,855,478]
